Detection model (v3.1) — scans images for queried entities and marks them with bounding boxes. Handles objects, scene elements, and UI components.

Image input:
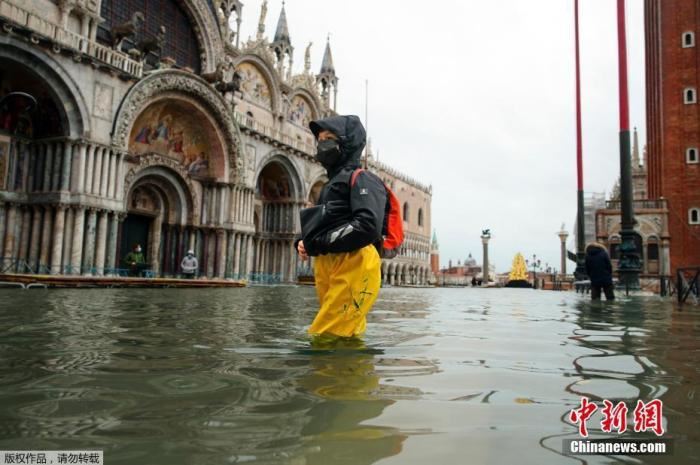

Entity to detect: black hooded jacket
[585,244,614,286]
[300,115,387,256]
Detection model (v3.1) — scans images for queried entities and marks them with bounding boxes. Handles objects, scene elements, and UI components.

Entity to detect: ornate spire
[320,36,335,74]
[317,36,338,111]
[431,229,439,250]
[274,1,291,45]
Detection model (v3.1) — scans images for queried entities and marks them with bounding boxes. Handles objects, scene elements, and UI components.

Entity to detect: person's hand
[297,240,308,260]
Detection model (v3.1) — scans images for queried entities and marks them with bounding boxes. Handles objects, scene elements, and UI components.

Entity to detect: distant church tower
[430,229,440,275]
[632,127,648,200]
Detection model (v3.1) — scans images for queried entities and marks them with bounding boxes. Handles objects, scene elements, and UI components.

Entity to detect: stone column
[558,228,569,277]
[51,142,62,191]
[33,144,43,191]
[116,153,126,201]
[50,205,66,274]
[28,207,42,271]
[150,216,162,274]
[82,209,97,275]
[105,213,119,274]
[216,229,227,278]
[42,144,54,191]
[39,206,53,272]
[71,142,86,193]
[100,150,110,197]
[94,211,108,275]
[17,207,32,270]
[0,204,5,266]
[1,205,17,270]
[288,241,295,282]
[84,145,95,193]
[61,141,72,191]
[246,235,254,277]
[92,147,103,195]
[481,233,491,286]
[233,233,241,278]
[62,208,74,272]
[107,152,117,198]
[226,231,235,278]
[70,207,85,275]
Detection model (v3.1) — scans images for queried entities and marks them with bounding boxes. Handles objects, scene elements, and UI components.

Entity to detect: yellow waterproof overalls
[309,244,382,339]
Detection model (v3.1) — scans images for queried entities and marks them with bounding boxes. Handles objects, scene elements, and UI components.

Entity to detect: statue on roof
[304,42,313,74]
[257,0,268,40]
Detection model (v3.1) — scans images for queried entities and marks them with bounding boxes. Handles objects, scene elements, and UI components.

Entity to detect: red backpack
[351,168,404,258]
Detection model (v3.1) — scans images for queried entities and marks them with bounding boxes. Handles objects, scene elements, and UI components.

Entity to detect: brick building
[645,0,700,274]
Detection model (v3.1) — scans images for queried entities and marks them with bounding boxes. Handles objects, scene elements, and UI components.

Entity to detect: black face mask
[316,139,342,168]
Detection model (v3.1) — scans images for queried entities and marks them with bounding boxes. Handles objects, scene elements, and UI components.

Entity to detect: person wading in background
[585,242,615,301]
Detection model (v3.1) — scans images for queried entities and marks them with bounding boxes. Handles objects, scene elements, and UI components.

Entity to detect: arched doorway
[0,47,89,275]
[121,168,192,276]
[253,157,302,283]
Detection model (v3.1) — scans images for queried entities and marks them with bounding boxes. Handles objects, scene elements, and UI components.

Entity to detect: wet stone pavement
[0,286,698,464]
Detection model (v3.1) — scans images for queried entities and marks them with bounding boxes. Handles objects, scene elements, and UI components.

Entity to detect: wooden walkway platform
[0,273,246,289]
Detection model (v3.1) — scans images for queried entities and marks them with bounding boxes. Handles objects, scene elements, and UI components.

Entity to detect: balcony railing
[234,111,316,155]
[0,1,143,77]
[604,199,668,210]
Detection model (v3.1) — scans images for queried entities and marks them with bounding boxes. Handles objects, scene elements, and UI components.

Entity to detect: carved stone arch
[177,0,224,72]
[255,151,304,202]
[636,216,662,238]
[233,54,282,112]
[112,70,243,183]
[306,173,328,205]
[0,37,90,138]
[288,88,322,122]
[124,164,197,225]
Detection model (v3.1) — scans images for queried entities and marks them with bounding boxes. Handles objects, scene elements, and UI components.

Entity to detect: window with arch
[418,208,424,227]
[98,0,202,72]
[647,242,659,261]
[688,147,699,164]
[683,31,695,48]
[690,208,700,225]
[403,202,409,223]
[684,87,697,104]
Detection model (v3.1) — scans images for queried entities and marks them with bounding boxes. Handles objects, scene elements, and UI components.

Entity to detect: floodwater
[0,286,698,465]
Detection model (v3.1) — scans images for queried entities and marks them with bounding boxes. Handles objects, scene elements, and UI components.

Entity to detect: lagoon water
[0,287,698,464]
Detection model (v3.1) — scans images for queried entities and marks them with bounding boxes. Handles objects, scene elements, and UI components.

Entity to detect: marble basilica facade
[0,0,432,284]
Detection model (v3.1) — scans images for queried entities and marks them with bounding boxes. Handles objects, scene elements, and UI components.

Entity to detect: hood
[309,115,366,175]
[586,242,608,254]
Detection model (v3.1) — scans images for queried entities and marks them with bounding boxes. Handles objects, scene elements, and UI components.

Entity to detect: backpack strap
[350,168,365,187]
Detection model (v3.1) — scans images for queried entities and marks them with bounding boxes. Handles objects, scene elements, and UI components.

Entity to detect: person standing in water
[296,115,387,342]
[585,242,615,300]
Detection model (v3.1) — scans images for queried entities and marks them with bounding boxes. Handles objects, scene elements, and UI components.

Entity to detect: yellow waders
[309,244,381,339]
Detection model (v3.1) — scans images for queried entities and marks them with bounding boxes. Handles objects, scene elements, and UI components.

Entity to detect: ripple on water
[0,287,698,464]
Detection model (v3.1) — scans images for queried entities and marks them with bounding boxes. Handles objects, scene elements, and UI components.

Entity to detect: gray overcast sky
[238,0,646,273]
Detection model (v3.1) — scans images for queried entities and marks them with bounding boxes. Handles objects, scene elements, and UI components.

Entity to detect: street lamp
[526,255,542,289]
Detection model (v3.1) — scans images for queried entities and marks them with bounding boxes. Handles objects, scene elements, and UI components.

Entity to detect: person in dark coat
[296,115,387,341]
[585,242,615,300]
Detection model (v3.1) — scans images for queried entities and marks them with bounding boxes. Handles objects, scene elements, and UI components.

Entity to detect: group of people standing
[122,244,199,279]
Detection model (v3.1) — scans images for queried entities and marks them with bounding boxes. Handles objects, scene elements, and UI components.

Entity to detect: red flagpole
[575,0,583,192]
[574,0,586,279]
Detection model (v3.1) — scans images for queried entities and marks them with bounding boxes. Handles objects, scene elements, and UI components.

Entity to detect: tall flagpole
[616,0,641,288]
[574,0,587,280]
[364,79,369,169]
